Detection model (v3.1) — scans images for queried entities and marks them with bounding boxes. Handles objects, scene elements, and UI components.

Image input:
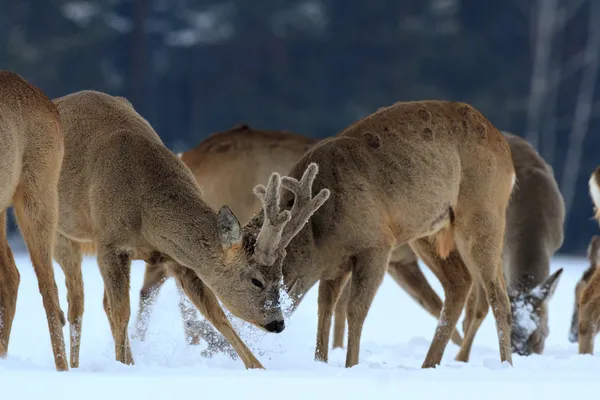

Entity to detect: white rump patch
[590,172,600,210]
[511,172,517,192]
[177,153,183,158]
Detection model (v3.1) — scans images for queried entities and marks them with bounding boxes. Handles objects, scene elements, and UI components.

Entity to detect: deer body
[244,100,516,368]
[51,91,325,369]
[0,71,68,371]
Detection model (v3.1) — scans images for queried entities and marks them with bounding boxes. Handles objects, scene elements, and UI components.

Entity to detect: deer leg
[133,263,167,341]
[332,279,351,349]
[98,246,133,365]
[345,248,390,368]
[409,238,471,368]
[578,268,600,354]
[13,182,68,371]
[315,272,351,362]
[455,281,488,362]
[0,210,19,358]
[53,233,84,368]
[175,282,204,345]
[455,212,512,366]
[168,263,264,369]
[387,260,463,346]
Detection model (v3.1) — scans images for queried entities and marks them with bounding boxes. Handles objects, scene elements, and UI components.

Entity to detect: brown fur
[50,91,326,369]
[133,125,463,351]
[0,71,68,371]
[577,168,600,354]
[243,100,516,368]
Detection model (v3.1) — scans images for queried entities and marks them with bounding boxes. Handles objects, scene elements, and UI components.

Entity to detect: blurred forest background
[1,0,599,255]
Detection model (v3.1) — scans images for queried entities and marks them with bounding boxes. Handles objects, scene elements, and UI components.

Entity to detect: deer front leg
[409,238,471,368]
[168,263,264,369]
[315,272,351,362]
[133,263,167,341]
[345,248,390,368]
[578,268,600,354]
[175,282,204,345]
[98,246,134,365]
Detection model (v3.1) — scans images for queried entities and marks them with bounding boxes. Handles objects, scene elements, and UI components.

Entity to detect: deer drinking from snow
[50,91,328,369]
[0,71,68,371]
[133,124,462,353]
[332,132,565,360]
[575,167,600,354]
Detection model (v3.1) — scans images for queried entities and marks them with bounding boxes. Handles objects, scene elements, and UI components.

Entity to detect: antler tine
[279,163,331,250]
[253,172,291,266]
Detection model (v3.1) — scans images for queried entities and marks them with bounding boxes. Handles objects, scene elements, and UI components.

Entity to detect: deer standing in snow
[0,71,68,371]
[576,167,600,354]
[333,132,565,359]
[50,91,328,369]
[133,124,462,353]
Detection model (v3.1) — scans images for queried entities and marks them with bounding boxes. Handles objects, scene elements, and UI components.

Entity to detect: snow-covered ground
[2,254,599,399]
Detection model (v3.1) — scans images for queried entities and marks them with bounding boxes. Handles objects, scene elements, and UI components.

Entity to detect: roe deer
[569,235,600,343]
[331,133,564,359]
[241,100,516,368]
[0,71,68,371]
[50,91,328,369]
[133,125,462,354]
[577,167,600,354]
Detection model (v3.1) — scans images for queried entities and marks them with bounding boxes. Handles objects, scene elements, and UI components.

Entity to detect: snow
[2,255,600,399]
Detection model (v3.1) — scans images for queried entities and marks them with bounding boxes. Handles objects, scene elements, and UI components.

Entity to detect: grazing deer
[569,235,600,343]
[133,125,462,353]
[0,71,68,371]
[577,167,600,354]
[331,133,564,359]
[241,100,516,368]
[50,91,328,369]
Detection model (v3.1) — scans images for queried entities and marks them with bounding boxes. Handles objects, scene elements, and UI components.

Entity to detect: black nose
[264,320,285,333]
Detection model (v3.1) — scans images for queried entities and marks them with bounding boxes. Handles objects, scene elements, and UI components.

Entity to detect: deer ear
[531,268,563,303]
[217,206,242,249]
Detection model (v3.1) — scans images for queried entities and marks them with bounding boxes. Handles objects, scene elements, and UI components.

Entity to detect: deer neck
[504,243,550,294]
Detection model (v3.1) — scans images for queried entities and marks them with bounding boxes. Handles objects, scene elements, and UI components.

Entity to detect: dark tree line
[1,0,599,254]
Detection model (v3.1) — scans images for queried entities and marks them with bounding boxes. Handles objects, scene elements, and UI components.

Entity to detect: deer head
[509,268,563,355]
[569,235,600,343]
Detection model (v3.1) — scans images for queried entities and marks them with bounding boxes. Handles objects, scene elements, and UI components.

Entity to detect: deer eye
[251,278,264,290]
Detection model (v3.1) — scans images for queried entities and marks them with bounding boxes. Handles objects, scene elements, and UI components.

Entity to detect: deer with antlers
[0,71,68,371]
[576,167,600,354]
[332,132,565,359]
[237,100,516,368]
[133,124,462,353]
[50,91,328,369]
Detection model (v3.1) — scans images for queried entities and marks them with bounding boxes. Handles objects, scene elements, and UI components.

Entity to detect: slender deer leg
[332,280,350,349]
[98,246,133,365]
[53,233,84,368]
[175,282,204,345]
[455,281,488,362]
[13,182,68,371]
[578,268,600,354]
[133,263,167,341]
[168,263,264,369]
[315,272,351,362]
[409,238,471,368]
[345,248,390,368]
[455,212,512,366]
[387,260,463,346]
[0,210,19,358]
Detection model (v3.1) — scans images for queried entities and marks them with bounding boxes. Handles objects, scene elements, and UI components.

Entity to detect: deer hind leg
[455,281,488,362]
[167,263,264,369]
[13,175,68,371]
[387,259,463,346]
[315,270,351,362]
[332,279,351,349]
[133,263,167,342]
[345,248,391,368]
[98,245,133,365]
[53,233,84,368]
[0,210,20,358]
[454,211,512,366]
[578,268,600,354]
[409,238,471,368]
